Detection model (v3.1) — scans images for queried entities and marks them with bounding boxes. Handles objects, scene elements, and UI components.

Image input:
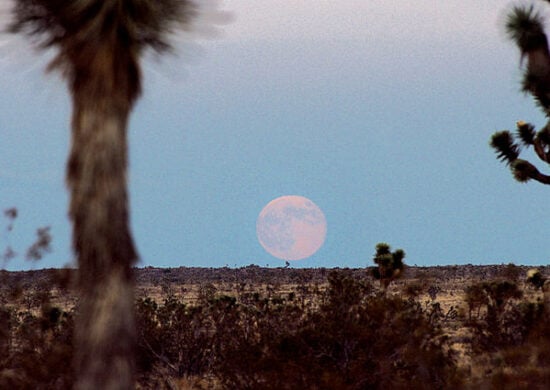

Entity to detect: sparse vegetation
[1,265,549,388]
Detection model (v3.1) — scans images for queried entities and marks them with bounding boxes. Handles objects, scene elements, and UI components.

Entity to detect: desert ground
[1,264,549,389]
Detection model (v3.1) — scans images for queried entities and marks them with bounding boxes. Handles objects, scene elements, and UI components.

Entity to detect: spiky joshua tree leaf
[490,131,519,164]
[516,121,536,146]
[9,0,197,105]
[505,5,546,54]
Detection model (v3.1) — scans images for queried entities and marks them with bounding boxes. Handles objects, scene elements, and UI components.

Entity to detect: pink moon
[256,195,327,261]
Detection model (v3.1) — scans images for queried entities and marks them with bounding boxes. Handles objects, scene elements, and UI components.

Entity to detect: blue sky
[1,1,549,270]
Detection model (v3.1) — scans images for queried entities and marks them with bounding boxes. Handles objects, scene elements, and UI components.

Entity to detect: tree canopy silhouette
[372,242,405,290]
[491,2,550,185]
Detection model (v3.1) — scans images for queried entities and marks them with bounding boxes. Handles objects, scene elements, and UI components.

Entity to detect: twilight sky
[1,1,549,270]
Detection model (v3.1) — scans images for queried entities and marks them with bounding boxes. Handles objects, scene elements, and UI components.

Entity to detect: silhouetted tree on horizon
[372,242,405,290]
[491,3,550,185]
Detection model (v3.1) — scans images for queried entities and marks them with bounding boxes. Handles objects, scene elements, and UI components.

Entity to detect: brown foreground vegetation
[1,264,550,389]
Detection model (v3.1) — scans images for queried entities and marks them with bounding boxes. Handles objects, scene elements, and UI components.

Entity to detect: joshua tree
[490,3,550,184]
[372,242,405,290]
[8,1,201,388]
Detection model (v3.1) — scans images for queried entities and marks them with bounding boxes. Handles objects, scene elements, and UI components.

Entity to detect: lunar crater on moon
[256,195,327,261]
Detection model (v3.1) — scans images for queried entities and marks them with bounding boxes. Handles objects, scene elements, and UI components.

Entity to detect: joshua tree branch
[531,169,550,184]
[512,159,550,184]
[491,3,550,185]
[533,138,550,163]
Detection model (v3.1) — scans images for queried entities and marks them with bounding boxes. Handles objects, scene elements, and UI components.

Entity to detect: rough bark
[68,99,138,389]
[65,30,141,386]
[59,5,143,387]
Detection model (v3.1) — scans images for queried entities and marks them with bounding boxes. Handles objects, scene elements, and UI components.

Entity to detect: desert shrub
[404,281,424,299]
[198,283,218,304]
[211,289,305,389]
[0,303,74,389]
[427,285,442,301]
[526,268,546,290]
[479,339,550,390]
[465,280,522,320]
[484,280,523,313]
[213,270,460,390]
[135,295,219,385]
[0,306,15,358]
[466,280,543,352]
[464,283,489,320]
[495,313,550,386]
[500,263,521,282]
[0,208,74,388]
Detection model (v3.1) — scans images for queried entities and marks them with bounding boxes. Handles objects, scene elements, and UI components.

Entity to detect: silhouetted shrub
[372,243,406,289]
[466,280,544,353]
[5,266,550,388]
[0,303,74,389]
[213,270,459,389]
[500,263,521,282]
[404,281,424,298]
[526,268,546,290]
[136,296,216,384]
[428,285,442,301]
[464,283,489,320]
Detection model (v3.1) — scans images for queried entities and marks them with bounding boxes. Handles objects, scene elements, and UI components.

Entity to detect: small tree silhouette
[372,242,405,290]
[490,3,550,184]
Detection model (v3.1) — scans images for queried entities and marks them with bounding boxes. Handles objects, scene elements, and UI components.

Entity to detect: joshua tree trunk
[69,95,138,389]
[59,11,143,387]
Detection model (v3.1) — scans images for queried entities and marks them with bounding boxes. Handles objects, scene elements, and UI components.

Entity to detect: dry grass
[2,265,549,388]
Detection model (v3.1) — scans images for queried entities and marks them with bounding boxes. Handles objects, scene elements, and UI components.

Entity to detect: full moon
[256,195,327,261]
